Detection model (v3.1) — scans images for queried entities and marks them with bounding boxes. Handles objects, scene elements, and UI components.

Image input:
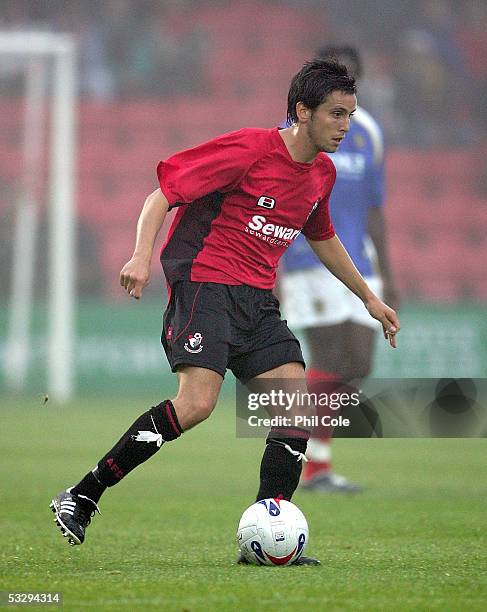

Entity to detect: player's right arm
[120,188,170,299]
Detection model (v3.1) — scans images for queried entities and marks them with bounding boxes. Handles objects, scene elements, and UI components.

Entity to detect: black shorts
[161,281,304,383]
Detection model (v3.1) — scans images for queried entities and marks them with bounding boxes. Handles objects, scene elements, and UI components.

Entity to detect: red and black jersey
[158,127,336,290]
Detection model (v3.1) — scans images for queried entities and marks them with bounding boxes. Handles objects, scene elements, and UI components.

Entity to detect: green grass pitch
[1,396,487,610]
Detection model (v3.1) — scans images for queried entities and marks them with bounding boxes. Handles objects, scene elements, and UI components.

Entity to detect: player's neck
[278,126,318,164]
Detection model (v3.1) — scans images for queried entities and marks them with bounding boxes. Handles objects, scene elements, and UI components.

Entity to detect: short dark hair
[317,45,363,80]
[286,58,356,125]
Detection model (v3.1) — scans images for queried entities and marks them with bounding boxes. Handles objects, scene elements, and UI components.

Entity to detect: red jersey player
[50,58,399,566]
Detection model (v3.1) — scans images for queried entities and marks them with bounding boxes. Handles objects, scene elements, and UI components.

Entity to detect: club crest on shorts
[184,332,203,353]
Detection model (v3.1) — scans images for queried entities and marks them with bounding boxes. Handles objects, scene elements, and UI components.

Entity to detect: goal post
[0,31,77,402]
[3,57,45,395]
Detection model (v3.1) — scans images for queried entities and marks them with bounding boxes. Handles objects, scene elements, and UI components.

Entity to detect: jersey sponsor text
[245,214,301,247]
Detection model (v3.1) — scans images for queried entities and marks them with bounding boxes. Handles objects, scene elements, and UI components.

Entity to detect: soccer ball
[237,498,308,566]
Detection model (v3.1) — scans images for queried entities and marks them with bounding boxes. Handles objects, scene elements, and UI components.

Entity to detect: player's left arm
[307,235,400,347]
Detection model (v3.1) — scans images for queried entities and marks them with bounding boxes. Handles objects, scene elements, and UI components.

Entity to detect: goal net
[0,31,77,402]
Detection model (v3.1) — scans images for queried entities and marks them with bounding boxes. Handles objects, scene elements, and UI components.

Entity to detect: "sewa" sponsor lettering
[246,215,301,241]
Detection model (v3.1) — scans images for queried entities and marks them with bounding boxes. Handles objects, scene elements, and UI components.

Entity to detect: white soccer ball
[237,498,308,566]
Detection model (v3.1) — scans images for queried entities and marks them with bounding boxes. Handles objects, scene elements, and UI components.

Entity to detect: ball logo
[257,498,281,516]
[295,533,306,562]
[275,531,285,542]
[268,500,281,516]
[184,332,203,354]
[250,540,266,562]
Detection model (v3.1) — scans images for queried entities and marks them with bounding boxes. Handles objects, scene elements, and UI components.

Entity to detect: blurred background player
[281,46,400,493]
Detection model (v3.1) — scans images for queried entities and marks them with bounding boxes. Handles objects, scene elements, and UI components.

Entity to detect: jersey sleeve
[301,164,336,241]
[157,129,260,207]
[301,197,335,241]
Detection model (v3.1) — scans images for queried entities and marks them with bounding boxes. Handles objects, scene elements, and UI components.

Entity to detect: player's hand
[365,295,400,348]
[120,256,150,300]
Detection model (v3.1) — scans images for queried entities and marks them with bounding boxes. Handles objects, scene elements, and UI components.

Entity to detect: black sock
[71,470,106,504]
[256,428,309,501]
[72,400,182,498]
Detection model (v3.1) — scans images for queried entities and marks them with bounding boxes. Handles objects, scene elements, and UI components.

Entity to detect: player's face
[307,91,357,153]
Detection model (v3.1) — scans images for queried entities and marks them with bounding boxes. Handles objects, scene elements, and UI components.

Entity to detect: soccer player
[281,47,399,493]
[50,58,399,565]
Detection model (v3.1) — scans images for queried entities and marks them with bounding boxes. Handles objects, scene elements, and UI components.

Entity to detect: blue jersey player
[281,47,399,493]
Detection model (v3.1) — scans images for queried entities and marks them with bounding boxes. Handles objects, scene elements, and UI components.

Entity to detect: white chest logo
[257,195,276,210]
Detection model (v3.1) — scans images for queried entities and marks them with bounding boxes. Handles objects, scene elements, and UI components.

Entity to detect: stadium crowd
[1,0,487,148]
[1,0,486,303]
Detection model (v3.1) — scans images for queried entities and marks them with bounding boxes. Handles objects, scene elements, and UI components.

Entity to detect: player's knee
[181,396,217,428]
[193,397,217,421]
